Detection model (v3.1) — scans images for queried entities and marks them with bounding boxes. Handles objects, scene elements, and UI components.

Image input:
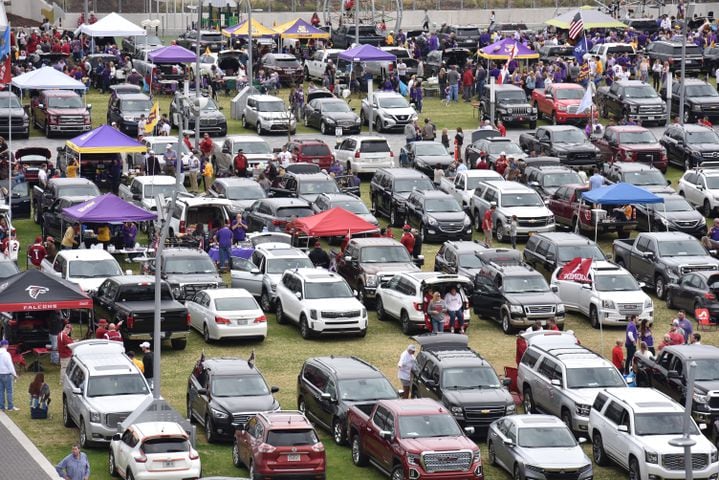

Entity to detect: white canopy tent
[75,12,146,37]
[11,66,86,90]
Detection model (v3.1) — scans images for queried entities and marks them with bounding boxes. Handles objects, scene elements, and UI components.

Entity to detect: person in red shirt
[58,323,74,386]
[546,318,560,331]
[400,224,415,254]
[668,321,685,345]
[383,226,394,238]
[699,116,713,127]
[105,323,123,342]
[27,235,47,268]
[497,120,507,137]
[461,67,474,102]
[476,154,489,169]
[183,131,194,152]
[234,149,248,177]
[612,338,625,373]
[494,153,508,176]
[95,319,109,339]
[482,204,495,247]
[199,132,214,160]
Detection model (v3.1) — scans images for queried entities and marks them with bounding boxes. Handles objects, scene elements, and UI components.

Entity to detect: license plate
[288,454,301,462]
[162,461,175,468]
[518,116,525,120]
[335,127,343,137]
[312,158,319,163]
[235,319,249,326]
[647,116,655,120]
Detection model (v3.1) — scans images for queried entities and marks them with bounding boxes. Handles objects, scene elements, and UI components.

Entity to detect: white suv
[275,268,368,339]
[551,261,653,329]
[334,135,395,174]
[678,164,719,216]
[590,387,719,480]
[169,196,231,237]
[375,272,473,334]
[242,94,296,135]
[360,91,418,132]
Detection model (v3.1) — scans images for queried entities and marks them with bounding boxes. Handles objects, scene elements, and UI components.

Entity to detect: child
[510,215,518,249]
[612,338,625,373]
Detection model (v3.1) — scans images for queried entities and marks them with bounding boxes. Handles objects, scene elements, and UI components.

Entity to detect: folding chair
[8,344,30,371]
[696,308,718,331]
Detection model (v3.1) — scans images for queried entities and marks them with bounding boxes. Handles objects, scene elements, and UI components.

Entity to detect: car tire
[108,450,119,477]
[260,290,273,313]
[249,461,256,480]
[79,418,90,448]
[400,310,412,335]
[655,275,667,300]
[276,301,287,324]
[360,111,366,126]
[705,200,713,217]
[205,415,216,443]
[561,409,574,436]
[513,463,522,480]
[44,122,51,138]
[62,396,74,427]
[376,297,388,321]
[501,309,514,334]
[629,457,641,480]
[298,397,307,414]
[187,396,194,423]
[332,417,347,446]
[523,386,536,414]
[256,122,262,135]
[171,338,186,350]
[495,221,506,243]
[127,470,135,480]
[351,435,369,467]
[666,290,675,309]
[241,115,248,129]
[390,208,401,227]
[488,440,497,465]
[203,324,211,343]
[299,314,313,339]
[320,121,327,135]
[232,439,244,468]
[590,305,600,329]
[303,115,309,127]
[357,284,367,306]
[552,112,558,125]
[474,211,482,232]
[592,432,608,466]
[391,466,404,480]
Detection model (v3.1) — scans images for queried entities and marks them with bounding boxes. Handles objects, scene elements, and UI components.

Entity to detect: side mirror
[503,438,514,446]
[197,388,207,395]
[502,378,511,387]
[550,378,561,386]
[581,283,591,290]
[425,379,437,389]
[87,104,92,110]
[344,255,352,262]
[271,386,280,393]
[320,392,336,402]
[617,424,628,433]
[38,103,44,109]
[545,253,556,262]
[379,430,393,441]
[578,437,587,444]
[638,282,646,288]
[112,433,121,441]
[353,289,358,297]
[295,291,302,300]
[464,426,475,435]
[551,285,559,293]
[250,268,261,274]
[222,148,230,154]
[667,370,681,379]
[72,387,82,395]
[528,181,540,187]
[132,194,141,200]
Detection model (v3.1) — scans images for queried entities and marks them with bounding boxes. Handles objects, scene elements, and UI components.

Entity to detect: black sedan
[635,193,706,238]
[401,141,454,174]
[302,98,361,135]
[666,271,719,322]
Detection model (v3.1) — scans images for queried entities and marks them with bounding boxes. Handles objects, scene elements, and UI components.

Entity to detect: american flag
[568,11,584,40]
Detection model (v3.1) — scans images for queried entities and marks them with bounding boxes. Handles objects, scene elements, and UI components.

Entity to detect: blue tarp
[581,183,664,205]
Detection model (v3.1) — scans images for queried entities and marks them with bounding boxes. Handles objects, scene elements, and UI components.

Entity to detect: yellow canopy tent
[222,18,278,37]
[546,6,628,30]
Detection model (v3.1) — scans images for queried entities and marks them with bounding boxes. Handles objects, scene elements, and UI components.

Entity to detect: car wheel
[276,301,287,324]
[666,290,675,309]
[501,309,514,334]
[303,115,309,127]
[241,115,248,129]
[256,121,262,135]
[495,221,506,243]
[655,275,667,300]
[400,310,412,335]
[513,463,523,480]
[488,440,496,465]
[187,396,195,423]
[600,102,608,118]
[592,432,608,466]
[391,466,404,480]
[171,338,186,350]
[332,417,346,445]
[552,112,558,125]
[127,470,135,480]
[561,409,574,435]
[108,450,119,477]
[390,208,401,227]
[79,418,90,448]
[260,290,272,313]
[357,284,366,305]
[298,397,307,414]
[320,121,327,135]
[248,461,256,480]
[474,211,482,231]
[629,457,641,480]
[376,297,387,321]
[33,205,40,224]
[590,305,600,329]
[360,111,366,126]
[203,324,211,343]
[232,439,244,468]
[351,435,369,467]
[205,415,216,443]
[616,259,626,269]
[705,200,713,217]
[300,314,313,339]
[523,386,535,413]
[347,161,354,175]
[304,67,310,80]
[684,109,691,124]
[44,122,50,138]
[62,396,74,427]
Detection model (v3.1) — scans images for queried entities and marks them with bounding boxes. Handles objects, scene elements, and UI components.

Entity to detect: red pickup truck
[531,84,597,124]
[592,125,668,172]
[548,183,637,235]
[348,398,483,480]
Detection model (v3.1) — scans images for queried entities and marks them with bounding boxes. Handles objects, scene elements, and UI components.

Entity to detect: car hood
[200,111,226,120]
[47,107,87,115]
[254,111,292,121]
[499,206,553,217]
[0,107,27,118]
[660,210,705,223]
[211,394,276,414]
[620,144,663,152]
[228,199,257,212]
[244,153,274,161]
[563,387,606,406]
[489,152,529,162]
[401,435,477,453]
[302,297,365,310]
[695,380,719,394]
[634,434,713,454]
[361,263,420,275]
[356,213,379,225]
[636,184,675,194]
[595,289,650,304]
[415,154,455,165]
[67,277,109,292]
[324,112,360,122]
[688,96,719,104]
[380,106,415,116]
[689,143,719,153]
[86,394,151,414]
[553,143,599,153]
[443,388,513,406]
[395,192,411,201]
[662,255,719,267]
[427,212,468,223]
[516,446,589,468]
[627,98,664,106]
[505,291,561,305]
[168,274,222,284]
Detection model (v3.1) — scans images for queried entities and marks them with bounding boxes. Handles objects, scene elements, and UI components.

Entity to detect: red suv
[284,139,334,170]
[232,411,326,480]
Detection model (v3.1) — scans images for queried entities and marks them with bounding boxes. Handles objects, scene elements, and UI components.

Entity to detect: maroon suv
[283,139,334,170]
[232,411,326,480]
[261,53,304,86]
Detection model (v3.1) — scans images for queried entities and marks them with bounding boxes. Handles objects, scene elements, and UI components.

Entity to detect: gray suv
[242,94,296,135]
[62,340,152,448]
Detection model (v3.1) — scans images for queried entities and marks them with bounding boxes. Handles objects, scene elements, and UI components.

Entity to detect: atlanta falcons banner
[557,257,592,283]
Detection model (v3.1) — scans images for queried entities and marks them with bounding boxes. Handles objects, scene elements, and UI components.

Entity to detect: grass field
[6,86,717,480]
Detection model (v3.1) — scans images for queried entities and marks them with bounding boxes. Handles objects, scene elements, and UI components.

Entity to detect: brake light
[413,302,423,312]
[254,315,267,323]
[8,319,16,326]
[311,442,325,452]
[389,151,394,157]
[126,315,135,329]
[215,316,231,325]
[583,209,591,221]
[463,301,469,310]
[179,220,186,234]
[188,448,199,460]
[258,443,276,453]
[355,151,360,158]
[186,313,192,326]
[705,292,716,301]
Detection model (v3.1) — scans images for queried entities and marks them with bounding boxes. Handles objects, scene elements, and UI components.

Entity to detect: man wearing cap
[27,235,47,268]
[58,323,74,386]
[127,68,143,86]
[137,114,147,139]
[140,342,154,390]
[400,224,415,254]
[234,148,248,177]
[95,319,109,339]
[483,204,496,247]
[308,241,330,269]
[0,339,18,411]
[397,344,417,399]
[668,320,685,345]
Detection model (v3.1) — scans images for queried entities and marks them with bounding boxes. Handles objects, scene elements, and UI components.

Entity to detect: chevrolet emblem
[481,409,490,414]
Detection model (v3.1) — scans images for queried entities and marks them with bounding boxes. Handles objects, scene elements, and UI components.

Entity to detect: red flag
[557,257,592,283]
[497,64,506,85]
[0,56,11,85]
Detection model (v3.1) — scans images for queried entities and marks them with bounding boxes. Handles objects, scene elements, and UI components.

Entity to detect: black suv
[523,232,608,279]
[660,123,719,169]
[369,168,435,227]
[296,356,399,445]
[187,356,280,443]
[409,334,515,434]
[405,190,472,242]
[480,84,537,129]
[243,197,314,233]
[435,242,523,278]
[270,172,341,204]
[646,40,703,73]
[523,159,583,199]
[438,24,480,50]
[106,93,153,135]
[142,248,223,301]
[471,263,565,334]
[665,78,719,123]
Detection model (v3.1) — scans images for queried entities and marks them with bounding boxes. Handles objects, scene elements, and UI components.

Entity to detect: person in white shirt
[397,60,407,80]
[137,114,147,138]
[397,344,416,398]
[277,145,292,168]
[37,165,48,188]
[444,287,465,333]
[0,339,19,411]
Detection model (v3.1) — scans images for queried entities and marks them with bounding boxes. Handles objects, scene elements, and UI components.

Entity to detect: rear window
[300,145,331,156]
[187,206,225,226]
[608,46,634,55]
[214,297,259,311]
[672,45,702,55]
[266,429,318,446]
[142,437,190,454]
[360,140,391,153]
[276,206,314,218]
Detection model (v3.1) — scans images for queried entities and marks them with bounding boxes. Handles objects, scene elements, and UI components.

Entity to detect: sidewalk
[0,411,59,479]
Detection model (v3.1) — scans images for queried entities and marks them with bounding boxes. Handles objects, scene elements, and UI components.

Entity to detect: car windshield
[211,374,269,397]
[300,145,331,156]
[122,99,152,112]
[225,185,266,200]
[266,257,313,274]
[454,27,478,36]
[458,253,484,268]
[555,88,585,100]
[488,142,523,155]
[634,413,699,436]
[441,367,501,389]
[378,97,410,108]
[234,141,271,154]
[657,239,707,257]
[86,374,149,397]
[213,297,259,311]
[0,261,19,278]
[0,96,21,108]
[199,54,215,63]
[272,57,300,67]
[504,275,549,293]
[47,96,84,108]
[276,206,314,218]
[321,101,351,113]
[202,98,219,111]
[497,91,528,103]
[399,414,463,438]
[360,246,412,263]
[200,33,223,42]
[59,185,100,196]
[694,359,719,381]
[338,378,398,401]
[266,429,318,446]
[622,170,666,186]
[164,257,217,274]
[415,143,449,156]
[142,438,190,454]
[687,130,719,144]
[466,175,500,189]
[518,426,576,448]
[69,259,122,278]
[557,244,606,262]
[500,193,543,207]
[624,86,658,99]
[595,273,640,291]
[144,183,186,197]
[298,181,339,195]
[565,367,625,388]
[651,197,692,212]
[332,200,369,214]
[543,171,582,187]
[686,84,719,97]
[553,129,587,143]
[116,284,173,301]
[425,197,462,212]
[394,178,435,192]
[304,280,353,299]
[360,140,391,153]
[257,101,286,112]
[620,130,658,144]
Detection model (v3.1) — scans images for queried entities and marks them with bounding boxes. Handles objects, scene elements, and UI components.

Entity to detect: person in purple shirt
[674,310,694,343]
[701,218,719,250]
[214,222,234,272]
[625,314,639,374]
[231,213,247,242]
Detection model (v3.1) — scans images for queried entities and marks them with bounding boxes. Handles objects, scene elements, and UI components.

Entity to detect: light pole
[247,0,253,87]
[186,1,202,148]
[669,358,697,480]
[678,17,687,124]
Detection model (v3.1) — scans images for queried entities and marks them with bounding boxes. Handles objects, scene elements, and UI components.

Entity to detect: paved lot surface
[0,412,59,479]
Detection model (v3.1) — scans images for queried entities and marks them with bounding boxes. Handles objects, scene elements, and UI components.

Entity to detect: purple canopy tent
[274,18,330,39]
[338,44,396,62]
[63,193,157,223]
[147,44,198,63]
[478,38,539,60]
[66,125,146,176]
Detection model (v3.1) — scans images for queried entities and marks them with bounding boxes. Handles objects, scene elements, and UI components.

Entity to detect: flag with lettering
[144,102,160,134]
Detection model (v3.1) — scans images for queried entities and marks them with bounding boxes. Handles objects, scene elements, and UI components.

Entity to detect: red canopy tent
[286,207,379,237]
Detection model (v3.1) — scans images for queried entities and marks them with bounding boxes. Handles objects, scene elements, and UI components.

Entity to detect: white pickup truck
[303,48,342,80]
[438,170,504,211]
[118,175,186,212]
[40,249,125,293]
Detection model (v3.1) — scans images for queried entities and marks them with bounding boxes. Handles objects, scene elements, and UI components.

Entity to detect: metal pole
[354,0,359,45]
[6,26,10,224]
[670,359,697,480]
[247,1,253,86]
[195,0,202,148]
[84,0,88,24]
[678,17,687,124]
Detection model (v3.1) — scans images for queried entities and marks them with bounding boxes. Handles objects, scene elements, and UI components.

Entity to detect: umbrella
[546,7,628,30]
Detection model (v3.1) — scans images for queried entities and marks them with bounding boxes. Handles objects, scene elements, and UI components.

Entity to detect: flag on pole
[507,42,518,63]
[0,27,10,59]
[568,12,584,41]
[145,102,160,133]
[576,84,594,114]
[573,34,588,63]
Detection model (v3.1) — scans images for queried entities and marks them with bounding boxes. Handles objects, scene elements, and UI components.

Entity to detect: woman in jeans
[427,292,446,333]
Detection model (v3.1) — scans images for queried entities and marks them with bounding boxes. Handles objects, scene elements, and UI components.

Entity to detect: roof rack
[697,161,719,171]
[256,410,307,424]
[428,348,485,362]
